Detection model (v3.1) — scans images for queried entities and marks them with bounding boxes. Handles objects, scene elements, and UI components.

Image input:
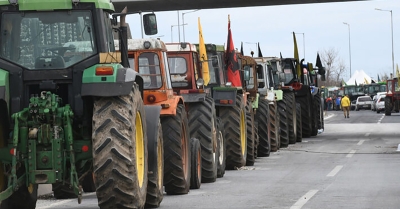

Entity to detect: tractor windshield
[168,56,189,87]
[0,11,97,70]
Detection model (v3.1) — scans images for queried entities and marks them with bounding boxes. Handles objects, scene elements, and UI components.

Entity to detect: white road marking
[365,133,370,137]
[290,190,319,209]
[346,150,357,158]
[327,165,343,177]
[357,140,365,145]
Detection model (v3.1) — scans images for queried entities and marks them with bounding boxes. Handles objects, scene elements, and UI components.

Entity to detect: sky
[126,0,400,82]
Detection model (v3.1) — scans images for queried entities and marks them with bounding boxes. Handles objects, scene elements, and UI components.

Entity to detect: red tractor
[384,78,400,116]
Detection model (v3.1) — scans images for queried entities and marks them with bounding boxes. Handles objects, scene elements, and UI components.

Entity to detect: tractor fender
[82,67,144,97]
[144,105,162,175]
[160,96,184,116]
[294,85,312,98]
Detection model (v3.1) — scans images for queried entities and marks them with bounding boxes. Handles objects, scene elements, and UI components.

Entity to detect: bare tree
[319,47,347,86]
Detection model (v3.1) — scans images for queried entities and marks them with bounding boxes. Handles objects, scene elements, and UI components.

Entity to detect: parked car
[376,94,386,113]
[371,92,387,111]
[356,96,373,111]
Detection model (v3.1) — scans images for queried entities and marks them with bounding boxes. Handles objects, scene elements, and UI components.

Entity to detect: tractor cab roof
[0,0,114,11]
[115,38,168,51]
[165,43,197,52]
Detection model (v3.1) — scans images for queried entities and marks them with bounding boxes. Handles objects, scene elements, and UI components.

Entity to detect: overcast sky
[126,0,399,81]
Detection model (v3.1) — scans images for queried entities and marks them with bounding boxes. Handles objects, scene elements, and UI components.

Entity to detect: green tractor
[0,0,163,208]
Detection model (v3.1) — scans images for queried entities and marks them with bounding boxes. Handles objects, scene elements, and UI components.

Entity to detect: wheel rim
[135,111,145,188]
[218,130,224,165]
[240,109,246,155]
[181,122,188,178]
[157,134,163,188]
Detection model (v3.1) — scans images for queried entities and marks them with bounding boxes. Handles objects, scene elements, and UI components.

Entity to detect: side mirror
[143,13,158,35]
[243,66,251,81]
[320,74,326,81]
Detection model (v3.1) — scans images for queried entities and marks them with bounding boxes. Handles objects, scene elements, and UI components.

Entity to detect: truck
[0,1,164,208]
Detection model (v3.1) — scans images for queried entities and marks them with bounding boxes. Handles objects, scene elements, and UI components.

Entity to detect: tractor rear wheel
[190,138,202,189]
[315,93,324,130]
[216,117,226,178]
[162,104,191,195]
[92,85,148,209]
[255,99,271,156]
[277,97,289,148]
[395,100,399,112]
[385,97,392,116]
[269,102,279,151]
[0,115,38,209]
[188,97,217,183]
[297,91,312,138]
[296,103,303,142]
[286,92,297,144]
[245,100,255,166]
[220,94,247,169]
[145,118,163,208]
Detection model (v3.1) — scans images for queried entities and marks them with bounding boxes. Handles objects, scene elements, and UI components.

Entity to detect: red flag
[225,15,241,87]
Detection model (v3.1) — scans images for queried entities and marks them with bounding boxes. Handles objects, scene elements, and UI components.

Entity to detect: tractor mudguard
[294,85,311,97]
[144,105,162,172]
[181,93,207,103]
[82,65,143,97]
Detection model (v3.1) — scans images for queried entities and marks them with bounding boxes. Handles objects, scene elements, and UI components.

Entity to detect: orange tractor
[117,38,202,194]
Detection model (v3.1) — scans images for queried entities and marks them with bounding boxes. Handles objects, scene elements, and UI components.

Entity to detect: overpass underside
[112,0,364,13]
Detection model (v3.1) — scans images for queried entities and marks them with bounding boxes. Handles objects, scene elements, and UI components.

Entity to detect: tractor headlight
[226,82,232,87]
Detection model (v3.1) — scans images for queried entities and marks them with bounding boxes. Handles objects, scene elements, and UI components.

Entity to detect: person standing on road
[341,94,350,118]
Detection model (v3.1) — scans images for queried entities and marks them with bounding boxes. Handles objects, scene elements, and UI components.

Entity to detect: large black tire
[297,91,313,138]
[277,98,289,148]
[3,183,38,209]
[296,103,303,142]
[187,97,217,183]
[1,107,37,209]
[285,92,297,144]
[385,97,392,116]
[145,112,163,208]
[92,85,148,209]
[255,99,271,156]
[395,100,399,112]
[245,100,255,166]
[269,102,280,151]
[220,94,247,169]
[190,138,201,189]
[314,93,323,130]
[216,117,226,178]
[161,104,191,195]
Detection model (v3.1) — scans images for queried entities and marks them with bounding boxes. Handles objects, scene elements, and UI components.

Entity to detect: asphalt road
[36,110,400,209]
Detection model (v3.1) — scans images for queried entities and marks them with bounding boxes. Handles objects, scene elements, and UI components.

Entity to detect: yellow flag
[293,32,301,78]
[198,17,210,85]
